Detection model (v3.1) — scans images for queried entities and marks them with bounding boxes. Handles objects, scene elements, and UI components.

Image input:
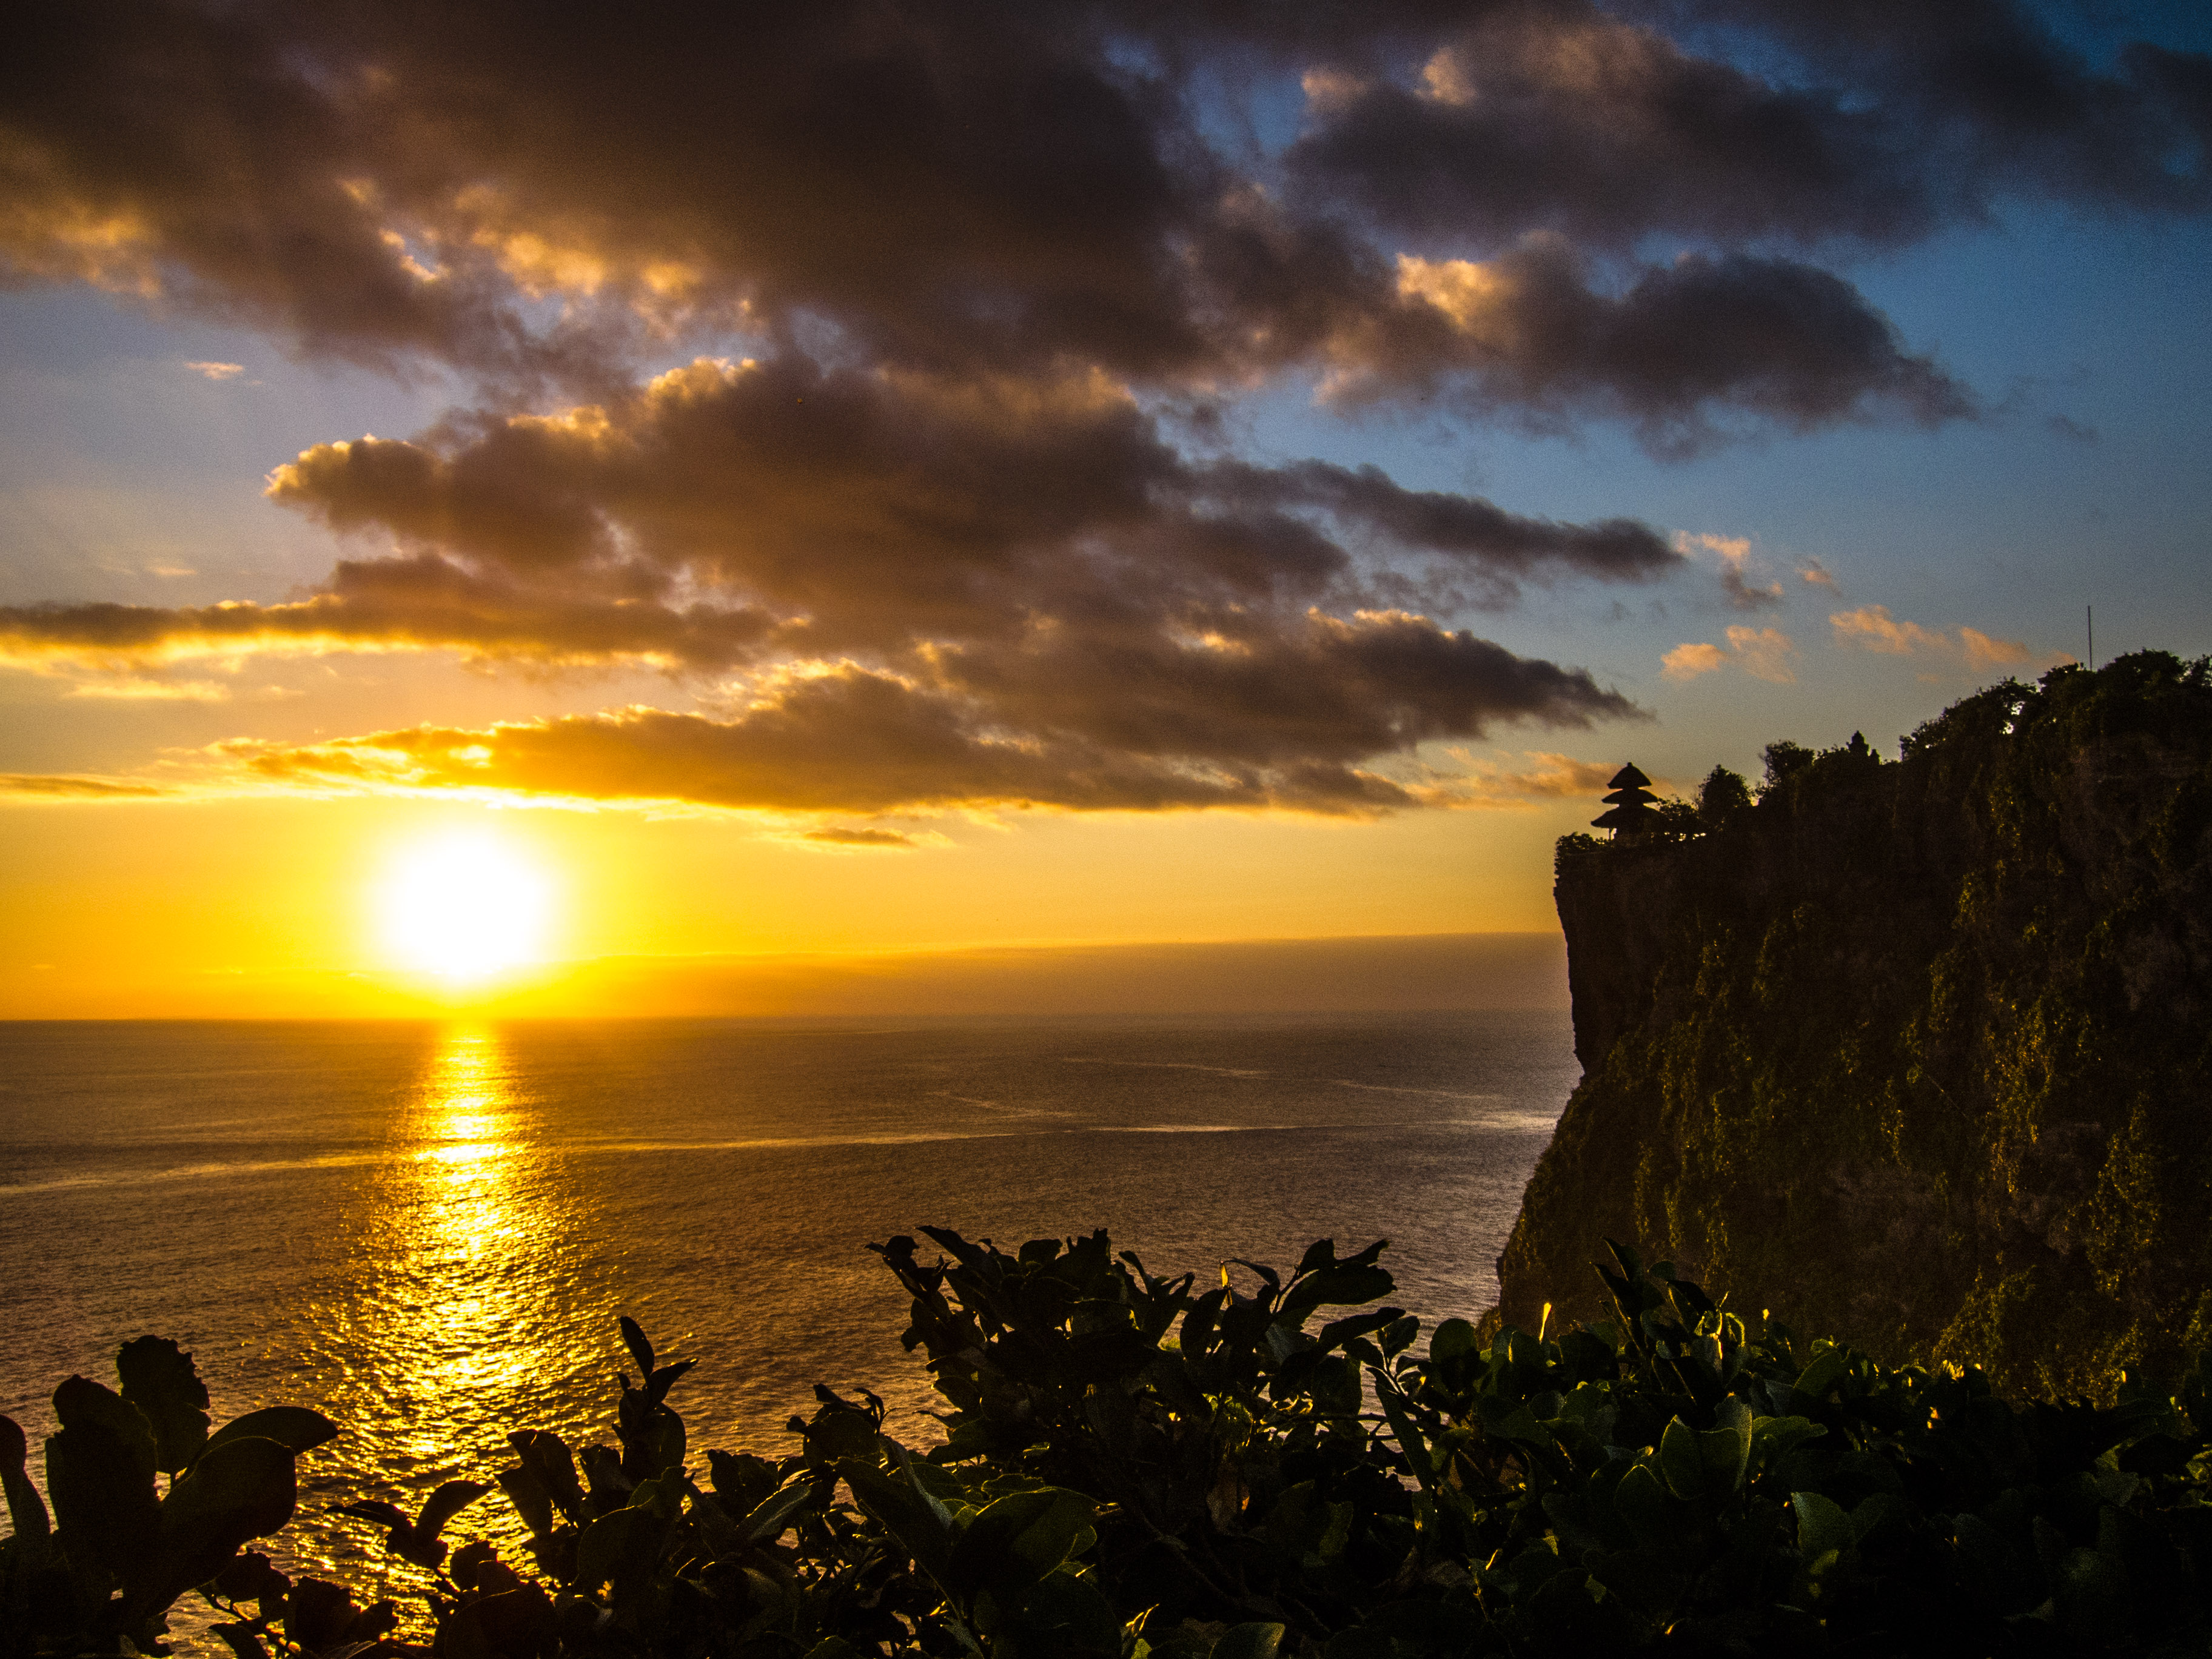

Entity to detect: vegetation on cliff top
[1502,651,2212,1403]
[17,1231,2212,1657]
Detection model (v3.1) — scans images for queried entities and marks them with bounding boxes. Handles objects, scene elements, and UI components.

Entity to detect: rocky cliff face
[1490,652,2212,1398]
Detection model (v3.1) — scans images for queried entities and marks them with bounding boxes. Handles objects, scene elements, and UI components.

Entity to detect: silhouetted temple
[1592,763,1658,837]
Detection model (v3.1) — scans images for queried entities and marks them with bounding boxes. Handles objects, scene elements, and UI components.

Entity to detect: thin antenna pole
[2088,605,2094,671]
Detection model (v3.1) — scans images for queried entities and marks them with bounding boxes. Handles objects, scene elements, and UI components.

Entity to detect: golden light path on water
[285,1026,616,1624]
[230,1021,939,1646]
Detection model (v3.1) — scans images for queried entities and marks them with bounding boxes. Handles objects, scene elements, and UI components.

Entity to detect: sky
[1,0,2207,1015]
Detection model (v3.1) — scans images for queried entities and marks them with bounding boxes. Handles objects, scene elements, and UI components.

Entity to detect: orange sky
[0,786,1584,1016]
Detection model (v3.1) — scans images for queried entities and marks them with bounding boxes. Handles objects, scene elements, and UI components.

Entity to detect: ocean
[0,1012,1574,1645]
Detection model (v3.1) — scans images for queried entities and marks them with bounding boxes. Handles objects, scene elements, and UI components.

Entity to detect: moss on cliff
[1492,651,2212,1400]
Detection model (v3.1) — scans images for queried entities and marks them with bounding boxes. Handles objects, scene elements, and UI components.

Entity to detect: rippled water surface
[0,1013,1573,1647]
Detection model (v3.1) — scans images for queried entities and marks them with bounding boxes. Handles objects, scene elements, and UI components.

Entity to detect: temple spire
[1592,762,1659,837]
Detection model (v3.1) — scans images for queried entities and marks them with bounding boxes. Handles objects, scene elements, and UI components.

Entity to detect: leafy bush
[12,1230,2212,1657]
[0,1338,341,1657]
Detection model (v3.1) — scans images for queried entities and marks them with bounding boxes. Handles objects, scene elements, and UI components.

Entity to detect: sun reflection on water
[404,1030,535,1399]
[290,1025,618,1614]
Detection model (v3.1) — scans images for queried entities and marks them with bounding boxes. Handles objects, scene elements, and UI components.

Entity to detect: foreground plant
[13,1232,2212,1655]
[0,1338,343,1657]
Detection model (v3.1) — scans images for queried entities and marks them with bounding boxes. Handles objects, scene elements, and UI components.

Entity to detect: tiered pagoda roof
[1592,762,1658,834]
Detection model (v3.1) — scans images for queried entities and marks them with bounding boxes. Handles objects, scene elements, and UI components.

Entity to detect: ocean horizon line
[2,930,1570,1021]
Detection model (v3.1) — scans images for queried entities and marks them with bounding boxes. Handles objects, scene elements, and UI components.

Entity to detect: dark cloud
[0,2,589,384]
[222,638,1637,817]
[933,607,1642,774]
[2,354,1678,673]
[1330,238,1972,453]
[1294,0,2210,250]
[0,0,2060,436]
[1290,8,1940,249]
[2,0,1222,387]
[0,555,782,671]
[1719,566,1784,611]
[5,354,1651,811]
[1645,0,2212,212]
[1214,460,1675,589]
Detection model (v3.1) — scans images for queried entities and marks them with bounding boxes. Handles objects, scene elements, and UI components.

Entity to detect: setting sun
[376,830,553,982]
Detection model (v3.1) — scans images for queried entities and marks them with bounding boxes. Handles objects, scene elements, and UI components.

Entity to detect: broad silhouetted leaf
[579,1443,633,1512]
[948,1487,1094,1598]
[799,1407,880,1467]
[48,1374,161,1576]
[616,1392,688,1480]
[1212,1621,1286,1659]
[283,1578,361,1653]
[1002,1567,1119,1655]
[742,1480,821,1546]
[212,1549,289,1604]
[1794,1347,1849,1402]
[1749,1413,1825,1474]
[508,1429,588,1524]
[645,1359,695,1406]
[618,1315,655,1381]
[497,1461,555,1538]
[1224,1258,1281,1295]
[575,1501,662,1597]
[147,1435,296,1602]
[1610,1463,1672,1546]
[1296,1239,1339,1276]
[443,1581,557,1655]
[334,1478,487,1570]
[116,1337,210,1476]
[1429,1319,1480,1364]
[1279,1262,1394,1324]
[420,1478,491,1540]
[707,1448,779,1518]
[1694,1398,1754,1496]
[1793,1490,1854,1563]
[204,1407,337,1460]
[1314,1309,1401,1353]
[1658,1418,1706,1501]
[839,1458,956,1584]
[1,1413,51,1540]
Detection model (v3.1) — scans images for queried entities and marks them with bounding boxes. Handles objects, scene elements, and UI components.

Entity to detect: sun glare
[378,830,553,982]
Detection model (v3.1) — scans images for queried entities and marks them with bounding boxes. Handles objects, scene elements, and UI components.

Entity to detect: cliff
[1490,651,2212,1397]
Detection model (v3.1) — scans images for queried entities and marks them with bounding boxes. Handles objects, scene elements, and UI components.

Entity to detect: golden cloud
[1661,642,1729,682]
[1726,625,1797,684]
[1660,628,1795,684]
[0,773,175,800]
[1832,605,2031,671]
[210,614,1639,818]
